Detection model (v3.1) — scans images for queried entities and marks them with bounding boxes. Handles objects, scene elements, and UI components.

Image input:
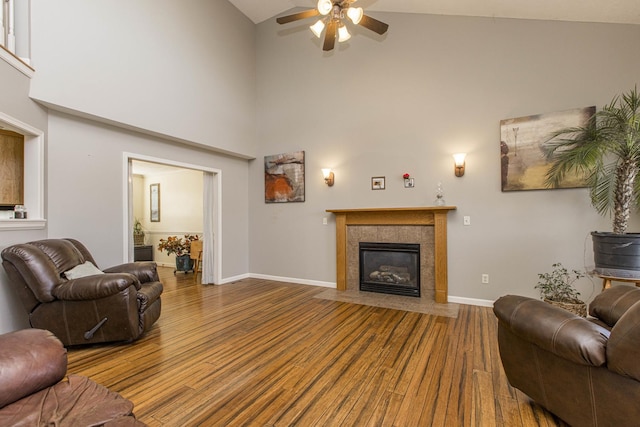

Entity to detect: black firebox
[359,242,420,297]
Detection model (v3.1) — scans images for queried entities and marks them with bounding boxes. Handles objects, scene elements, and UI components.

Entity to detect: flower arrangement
[157,234,199,257]
[403,173,410,180]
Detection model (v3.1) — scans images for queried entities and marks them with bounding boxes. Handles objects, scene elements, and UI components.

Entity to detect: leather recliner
[494,286,640,426]
[0,328,145,425]
[1,238,163,346]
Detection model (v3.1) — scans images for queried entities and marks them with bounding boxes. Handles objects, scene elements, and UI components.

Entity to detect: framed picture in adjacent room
[264,151,305,203]
[371,176,385,190]
[150,183,160,222]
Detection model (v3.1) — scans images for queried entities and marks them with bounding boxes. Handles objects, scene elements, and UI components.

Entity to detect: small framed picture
[371,176,385,190]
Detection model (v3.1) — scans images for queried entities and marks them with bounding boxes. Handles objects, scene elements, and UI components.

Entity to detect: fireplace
[359,242,421,297]
[326,207,456,303]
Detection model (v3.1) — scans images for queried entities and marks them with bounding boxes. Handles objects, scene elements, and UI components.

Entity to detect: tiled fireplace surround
[347,225,434,297]
[327,207,456,303]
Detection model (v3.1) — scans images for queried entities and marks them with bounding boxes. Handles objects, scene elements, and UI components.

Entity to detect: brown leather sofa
[1,238,163,346]
[0,328,145,426]
[494,285,640,426]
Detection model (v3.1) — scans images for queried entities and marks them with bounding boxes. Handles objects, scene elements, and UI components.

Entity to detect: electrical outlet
[463,216,471,226]
[481,274,489,284]
[322,217,328,225]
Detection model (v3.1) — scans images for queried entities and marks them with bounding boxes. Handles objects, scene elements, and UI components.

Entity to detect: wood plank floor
[66,267,567,426]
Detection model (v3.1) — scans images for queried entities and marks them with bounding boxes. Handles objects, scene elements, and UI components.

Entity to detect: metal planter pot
[175,254,194,273]
[592,231,640,277]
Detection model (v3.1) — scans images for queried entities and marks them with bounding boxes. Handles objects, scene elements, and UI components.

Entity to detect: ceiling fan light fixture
[346,7,363,24]
[310,19,326,38]
[338,23,351,42]
[317,0,333,16]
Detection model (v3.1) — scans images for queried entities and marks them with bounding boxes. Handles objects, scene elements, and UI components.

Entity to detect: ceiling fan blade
[323,20,337,51]
[276,9,320,25]
[358,14,389,35]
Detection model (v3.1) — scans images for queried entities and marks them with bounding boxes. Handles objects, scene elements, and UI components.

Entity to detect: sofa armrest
[0,329,67,408]
[104,261,159,284]
[53,273,137,300]
[494,295,609,366]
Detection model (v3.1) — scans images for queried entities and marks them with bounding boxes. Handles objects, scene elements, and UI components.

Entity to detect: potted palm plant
[545,87,640,275]
[535,263,587,317]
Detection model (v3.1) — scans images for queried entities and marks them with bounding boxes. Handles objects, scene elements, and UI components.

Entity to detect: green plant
[157,234,199,257]
[535,263,585,303]
[544,87,640,234]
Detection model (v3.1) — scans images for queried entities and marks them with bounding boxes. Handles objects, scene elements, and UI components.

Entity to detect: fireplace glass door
[359,242,420,297]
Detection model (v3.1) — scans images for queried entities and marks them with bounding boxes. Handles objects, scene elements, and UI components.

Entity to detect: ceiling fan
[276,0,389,51]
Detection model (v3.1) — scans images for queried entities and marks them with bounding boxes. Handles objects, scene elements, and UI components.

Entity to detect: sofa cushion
[607,300,640,381]
[589,285,640,327]
[0,375,146,426]
[31,239,86,274]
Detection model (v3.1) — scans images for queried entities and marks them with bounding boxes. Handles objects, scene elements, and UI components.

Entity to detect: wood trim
[327,207,456,303]
[0,129,24,206]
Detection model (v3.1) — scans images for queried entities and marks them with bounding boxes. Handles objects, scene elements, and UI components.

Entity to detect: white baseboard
[249,274,495,307]
[448,296,495,307]
[156,262,173,268]
[160,266,495,307]
[218,273,251,285]
[248,273,336,288]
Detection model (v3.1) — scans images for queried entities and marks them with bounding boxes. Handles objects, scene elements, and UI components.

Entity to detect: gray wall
[0,0,254,333]
[0,61,49,333]
[31,0,255,279]
[29,0,257,158]
[3,5,640,334]
[251,12,640,302]
[46,111,250,280]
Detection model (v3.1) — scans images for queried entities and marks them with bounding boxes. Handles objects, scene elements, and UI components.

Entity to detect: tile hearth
[315,289,459,318]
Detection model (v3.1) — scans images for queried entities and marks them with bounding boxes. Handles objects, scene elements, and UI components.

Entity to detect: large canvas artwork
[264,151,305,203]
[500,106,595,191]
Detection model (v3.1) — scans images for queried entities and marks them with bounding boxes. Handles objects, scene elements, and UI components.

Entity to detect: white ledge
[0,46,34,78]
[0,219,47,230]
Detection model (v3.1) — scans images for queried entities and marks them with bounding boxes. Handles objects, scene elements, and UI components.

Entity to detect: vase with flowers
[402,173,414,188]
[157,234,199,273]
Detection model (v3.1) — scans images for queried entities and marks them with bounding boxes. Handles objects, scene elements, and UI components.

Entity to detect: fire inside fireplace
[359,242,420,297]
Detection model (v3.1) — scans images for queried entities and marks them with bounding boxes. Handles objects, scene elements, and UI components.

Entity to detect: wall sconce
[453,153,466,177]
[322,168,335,186]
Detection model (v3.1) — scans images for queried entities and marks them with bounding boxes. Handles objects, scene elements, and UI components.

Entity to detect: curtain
[202,172,216,284]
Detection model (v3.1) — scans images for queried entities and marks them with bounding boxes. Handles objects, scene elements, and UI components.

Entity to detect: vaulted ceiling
[228,0,640,25]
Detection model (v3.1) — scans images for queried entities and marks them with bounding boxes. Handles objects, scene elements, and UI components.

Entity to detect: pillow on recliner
[63,261,104,280]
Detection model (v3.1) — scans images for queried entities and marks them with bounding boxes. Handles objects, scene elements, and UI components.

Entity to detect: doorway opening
[124,153,222,285]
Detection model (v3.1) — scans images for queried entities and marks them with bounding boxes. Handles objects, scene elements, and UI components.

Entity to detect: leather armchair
[494,286,640,426]
[0,328,144,426]
[1,238,162,346]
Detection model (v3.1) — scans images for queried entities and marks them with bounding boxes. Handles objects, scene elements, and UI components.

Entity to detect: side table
[596,274,640,291]
[134,245,153,262]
